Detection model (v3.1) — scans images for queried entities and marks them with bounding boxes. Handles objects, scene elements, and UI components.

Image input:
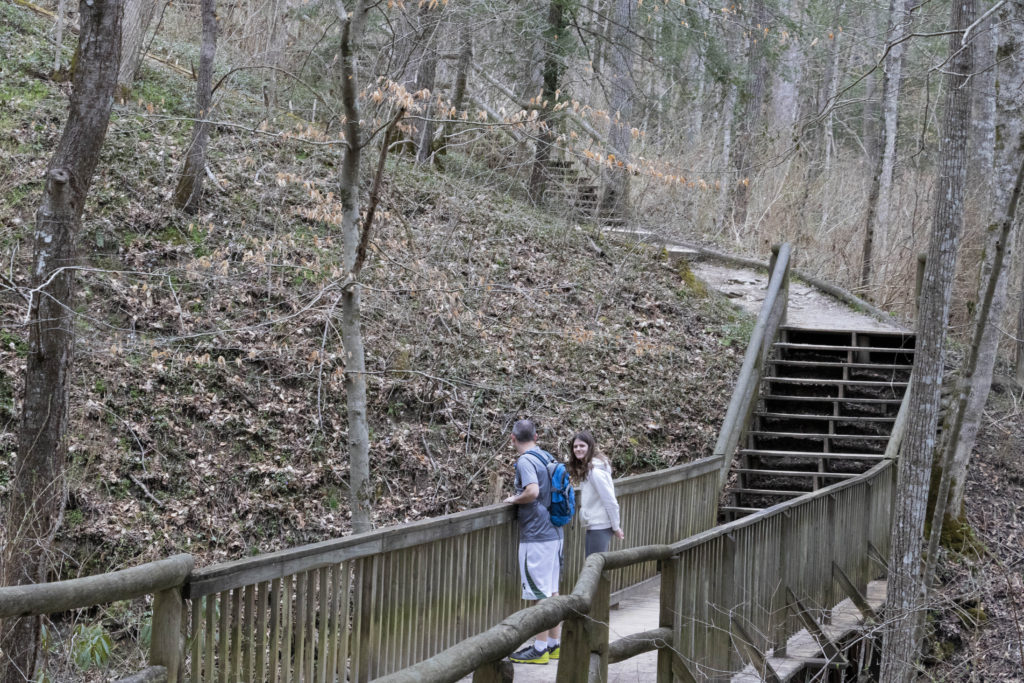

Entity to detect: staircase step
[756,412,896,423]
[766,377,909,389]
[762,395,903,405]
[746,431,890,441]
[719,506,761,515]
[740,449,888,461]
[773,342,915,355]
[730,487,809,497]
[771,359,914,371]
[735,469,860,479]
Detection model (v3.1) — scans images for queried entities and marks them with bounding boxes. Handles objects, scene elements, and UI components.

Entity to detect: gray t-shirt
[513,449,562,542]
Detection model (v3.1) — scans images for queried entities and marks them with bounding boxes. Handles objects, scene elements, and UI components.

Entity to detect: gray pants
[585,528,614,557]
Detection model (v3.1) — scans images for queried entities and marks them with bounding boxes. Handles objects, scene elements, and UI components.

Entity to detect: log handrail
[0,554,193,619]
[712,242,792,486]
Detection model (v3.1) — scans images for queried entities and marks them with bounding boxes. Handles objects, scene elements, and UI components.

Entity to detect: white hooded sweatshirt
[580,459,621,532]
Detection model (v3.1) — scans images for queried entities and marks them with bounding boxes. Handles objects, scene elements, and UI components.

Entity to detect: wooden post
[657,558,678,683]
[915,253,926,315]
[151,586,186,682]
[589,575,611,682]
[557,611,590,683]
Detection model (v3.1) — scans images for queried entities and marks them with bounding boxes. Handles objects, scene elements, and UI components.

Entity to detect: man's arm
[504,483,539,504]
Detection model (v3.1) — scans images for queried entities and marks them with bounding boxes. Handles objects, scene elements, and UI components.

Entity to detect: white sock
[534,639,548,651]
[549,638,559,647]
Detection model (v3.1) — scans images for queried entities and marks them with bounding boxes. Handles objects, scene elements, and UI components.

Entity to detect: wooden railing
[712,242,792,487]
[0,454,722,682]
[378,459,896,683]
[181,455,721,681]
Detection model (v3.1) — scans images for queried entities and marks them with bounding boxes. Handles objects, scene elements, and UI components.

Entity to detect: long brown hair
[566,431,601,484]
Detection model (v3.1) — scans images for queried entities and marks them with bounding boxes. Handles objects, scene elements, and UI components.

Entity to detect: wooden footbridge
[0,244,915,682]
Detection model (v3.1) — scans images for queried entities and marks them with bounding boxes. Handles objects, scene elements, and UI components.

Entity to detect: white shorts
[519,539,563,601]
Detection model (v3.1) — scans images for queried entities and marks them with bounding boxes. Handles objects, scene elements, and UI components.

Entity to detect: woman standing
[567,431,624,556]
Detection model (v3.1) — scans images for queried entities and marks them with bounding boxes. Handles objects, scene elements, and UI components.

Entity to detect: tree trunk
[597,0,636,220]
[949,2,1024,513]
[528,0,569,205]
[770,0,801,135]
[438,25,472,157]
[117,0,158,96]
[717,84,738,232]
[822,2,846,177]
[335,0,373,535]
[729,0,769,232]
[879,0,974,679]
[0,2,121,682]
[861,0,913,293]
[172,0,217,214]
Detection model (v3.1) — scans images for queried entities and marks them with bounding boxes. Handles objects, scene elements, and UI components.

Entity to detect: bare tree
[117,0,159,95]
[335,0,373,534]
[596,0,636,220]
[860,0,913,294]
[948,1,1024,514]
[173,0,217,213]
[879,0,974,679]
[0,1,121,681]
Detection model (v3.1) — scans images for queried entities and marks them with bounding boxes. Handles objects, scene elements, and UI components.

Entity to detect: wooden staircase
[722,327,915,519]
[544,158,626,227]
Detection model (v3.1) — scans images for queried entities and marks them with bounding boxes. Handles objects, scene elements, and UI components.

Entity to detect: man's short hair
[512,419,537,444]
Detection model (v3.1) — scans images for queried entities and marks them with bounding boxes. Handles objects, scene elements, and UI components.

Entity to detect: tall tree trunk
[117,0,158,96]
[730,0,769,232]
[172,0,217,214]
[439,25,472,156]
[949,2,1024,512]
[717,84,738,232]
[0,2,121,682]
[770,0,802,134]
[596,0,636,219]
[391,2,442,158]
[927,156,1023,587]
[879,0,974,679]
[528,0,569,204]
[822,2,846,177]
[861,0,913,293]
[335,0,373,535]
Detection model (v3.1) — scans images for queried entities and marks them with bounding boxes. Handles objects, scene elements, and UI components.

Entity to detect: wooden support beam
[784,587,847,667]
[608,627,672,663]
[729,614,782,683]
[832,563,877,622]
[866,541,887,571]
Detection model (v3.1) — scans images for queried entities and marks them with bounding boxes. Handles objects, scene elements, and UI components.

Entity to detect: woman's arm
[591,467,623,537]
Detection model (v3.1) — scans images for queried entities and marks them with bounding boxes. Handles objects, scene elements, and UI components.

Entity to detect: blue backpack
[526,449,576,527]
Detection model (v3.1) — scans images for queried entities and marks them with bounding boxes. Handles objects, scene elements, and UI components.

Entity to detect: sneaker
[547,644,560,660]
[509,644,550,664]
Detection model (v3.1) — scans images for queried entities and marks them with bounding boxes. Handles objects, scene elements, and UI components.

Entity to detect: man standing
[504,419,563,664]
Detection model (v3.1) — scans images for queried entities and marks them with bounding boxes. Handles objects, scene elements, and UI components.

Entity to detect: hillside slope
[0,2,746,574]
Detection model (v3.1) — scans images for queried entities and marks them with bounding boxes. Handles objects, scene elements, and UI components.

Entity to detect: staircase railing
[712,242,793,487]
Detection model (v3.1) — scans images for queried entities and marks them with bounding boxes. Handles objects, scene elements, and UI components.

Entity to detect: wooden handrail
[0,554,193,619]
[186,457,721,599]
[712,242,793,487]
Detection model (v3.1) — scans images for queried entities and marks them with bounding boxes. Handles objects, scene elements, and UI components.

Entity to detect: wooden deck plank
[731,580,887,682]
